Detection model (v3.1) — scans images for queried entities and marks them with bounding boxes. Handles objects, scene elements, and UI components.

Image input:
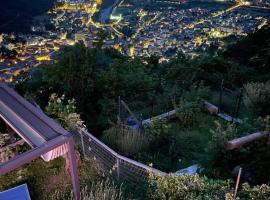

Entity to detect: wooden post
[67,138,80,200]
[234,167,242,200]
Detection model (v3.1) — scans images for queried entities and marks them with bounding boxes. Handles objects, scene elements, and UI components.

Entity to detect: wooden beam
[66,137,80,200]
[0,135,68,175]
[227,131,270,150]
[0,139,25,153]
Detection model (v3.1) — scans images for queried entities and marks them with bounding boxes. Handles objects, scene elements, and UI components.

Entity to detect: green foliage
[45,93,83,131]
[175,83,210,127]
[145,119,172,145]
[224,25,270,79]
[202,121,239,178]
[43,44,158,131]
[148,174,232,200]
[191,55,247,87]
[102,120,149,156]
[149,174,270,200]
[209,121,238,152]
[244,82,270,116]
[256,115,270,131]
[238,183,270,200]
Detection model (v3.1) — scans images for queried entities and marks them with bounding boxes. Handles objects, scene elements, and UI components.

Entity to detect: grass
[102,122,149,157]
[138,112,225,172]
[0,156,127,200]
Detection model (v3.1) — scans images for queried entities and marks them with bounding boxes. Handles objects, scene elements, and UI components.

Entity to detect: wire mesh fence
[73,127,166,183]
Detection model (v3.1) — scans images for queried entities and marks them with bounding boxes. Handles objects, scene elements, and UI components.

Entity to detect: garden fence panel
[73,127,166,183]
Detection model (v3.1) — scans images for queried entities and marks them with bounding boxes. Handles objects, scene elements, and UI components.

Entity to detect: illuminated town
[0,0,269,83]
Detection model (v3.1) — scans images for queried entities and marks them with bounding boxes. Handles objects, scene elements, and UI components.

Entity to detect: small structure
[0,82,80,199]
[0,184,31,200]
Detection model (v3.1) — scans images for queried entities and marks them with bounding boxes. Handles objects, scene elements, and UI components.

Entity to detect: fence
[73,127,166,183]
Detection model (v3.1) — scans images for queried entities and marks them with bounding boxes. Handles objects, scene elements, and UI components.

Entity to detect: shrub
[175,83,210,127]
[209,121,239,152]
[148,174,232,200]
[244,82,270,116]
[256,115,270,131]
[148,174,270,200]
[144,118,172,144]
[238,183,270,200]
[202,121,239,178]
[102,120,149,156]
[45,93,83,131]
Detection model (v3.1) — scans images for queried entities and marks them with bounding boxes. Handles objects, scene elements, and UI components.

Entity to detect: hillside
[0,0,54,33]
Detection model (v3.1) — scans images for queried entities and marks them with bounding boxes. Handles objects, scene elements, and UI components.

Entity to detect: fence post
[79,129,86,157]
[218,80,224,113]
[116,157,120,181]
[118,96,121,121]
[234,89,243,121]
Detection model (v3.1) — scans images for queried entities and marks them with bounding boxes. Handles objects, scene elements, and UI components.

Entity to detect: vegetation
[175,82,210,127]
[149,174,270,200]
[12,26,270,198]
[102,120,149,156]
[51,179,124,200]
[148,174,232,200]
[243,82,270,116]
[45,93,84,131]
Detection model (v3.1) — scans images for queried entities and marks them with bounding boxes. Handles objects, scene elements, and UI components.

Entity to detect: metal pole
[234,89,243,120]
[118,96,121,121]
[218,80,224,113]
[67,138,80,200]
[116,157,120,181]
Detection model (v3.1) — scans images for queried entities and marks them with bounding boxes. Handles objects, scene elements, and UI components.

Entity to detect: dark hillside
[0,0,54,33]
[223,26,270,81]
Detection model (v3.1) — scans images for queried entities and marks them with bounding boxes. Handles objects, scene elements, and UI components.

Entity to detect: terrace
[0,82,80,200]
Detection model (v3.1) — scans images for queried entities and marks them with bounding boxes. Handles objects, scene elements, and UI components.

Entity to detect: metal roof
[0,184,31,200]
[0,82,69,147]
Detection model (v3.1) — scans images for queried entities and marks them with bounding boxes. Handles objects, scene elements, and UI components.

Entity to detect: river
[98,0,120,24]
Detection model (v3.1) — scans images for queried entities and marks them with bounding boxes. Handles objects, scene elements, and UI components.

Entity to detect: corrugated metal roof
[0,82,69,147]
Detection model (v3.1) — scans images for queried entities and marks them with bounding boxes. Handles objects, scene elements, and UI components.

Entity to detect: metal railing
[73,127,166,182]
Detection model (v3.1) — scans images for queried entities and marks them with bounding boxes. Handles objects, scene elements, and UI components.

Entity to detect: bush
[149,174,270,200]
[244,82,270,116]
[209,121,239,152]
[202,121,239,178]
[102,120,149,156]
[145,119,173,145]
[45,93,83,131]
[175,83,210,127]
[148,174,232,200]
[238,183,270,200]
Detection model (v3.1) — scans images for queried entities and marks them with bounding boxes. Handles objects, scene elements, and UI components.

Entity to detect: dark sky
[0,0,54,33]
